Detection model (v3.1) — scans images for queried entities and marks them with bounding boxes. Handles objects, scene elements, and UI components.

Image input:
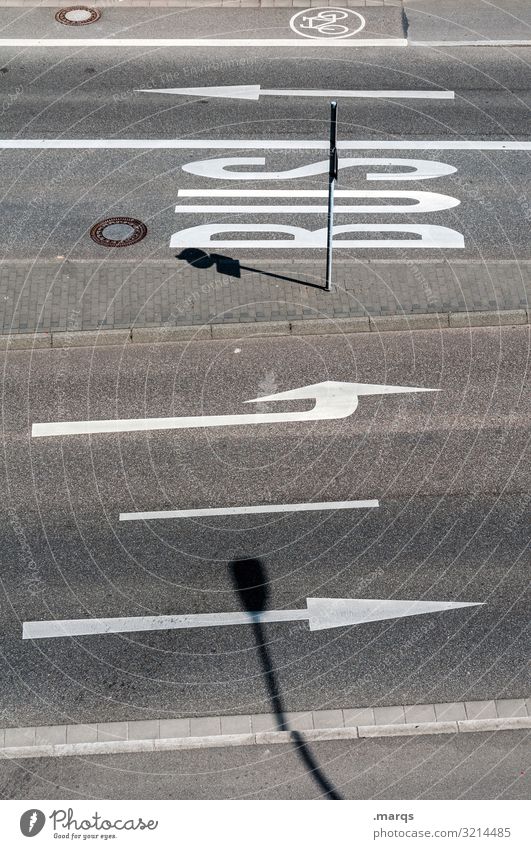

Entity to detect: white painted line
[2,139,529,151]
[178,189,445,197]
[173,191,460,214]
[411,40,531,48]
[32,380,436,438]
[139,85,453,100]
[119,499,379,521]
[23,598,481,639]
[0,38,408,48]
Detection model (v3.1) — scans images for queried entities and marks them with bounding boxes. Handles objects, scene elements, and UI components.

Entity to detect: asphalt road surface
[1,326,528,728]
[1,732,528,800]
[0,9,530,260]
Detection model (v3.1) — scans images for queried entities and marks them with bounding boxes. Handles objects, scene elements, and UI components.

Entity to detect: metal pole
[325,101,338,292]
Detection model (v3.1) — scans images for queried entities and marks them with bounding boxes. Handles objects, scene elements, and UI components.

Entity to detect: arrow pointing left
[23,598,482,639]
[136,85,455,101]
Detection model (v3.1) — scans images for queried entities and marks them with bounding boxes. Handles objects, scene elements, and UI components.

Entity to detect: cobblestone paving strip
[0,1,402,7]
[0,260,528,338]
[1,698,529,759]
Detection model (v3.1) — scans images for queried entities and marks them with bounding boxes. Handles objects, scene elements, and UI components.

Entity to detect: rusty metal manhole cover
[90,217,148,248]
[55,7,101,26]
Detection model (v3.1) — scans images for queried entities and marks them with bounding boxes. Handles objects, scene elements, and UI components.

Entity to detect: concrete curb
[1,718,529,760]
[0,310,528,351]
[1,699,529,759]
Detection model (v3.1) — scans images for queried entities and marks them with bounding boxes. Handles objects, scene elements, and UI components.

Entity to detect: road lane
[1,45,529,260]
[1,730,528,800]
[1,326,528,725]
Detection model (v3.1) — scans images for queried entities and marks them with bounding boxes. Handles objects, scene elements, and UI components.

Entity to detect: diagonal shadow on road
[229,557,343,800]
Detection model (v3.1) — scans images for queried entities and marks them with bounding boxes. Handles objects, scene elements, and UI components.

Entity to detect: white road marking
[182,157,457,181]
[170,223,465,249]
[1,140,529,151]
[119,500,378,522]
[31,380,436,438]
[174,192,460,214]
[411,40,531,47]
[0,38,407,48]
[23,598,482,639]
[138,85,454,101]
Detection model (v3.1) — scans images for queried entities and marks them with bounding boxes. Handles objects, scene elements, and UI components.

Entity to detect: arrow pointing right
[31,380,437,438]
[23,598,482,639]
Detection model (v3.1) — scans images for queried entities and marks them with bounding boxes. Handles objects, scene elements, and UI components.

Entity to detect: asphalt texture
[0,732,528,800]
[1,326,529,727]
[0,10,530,261]
[404,0,531,42]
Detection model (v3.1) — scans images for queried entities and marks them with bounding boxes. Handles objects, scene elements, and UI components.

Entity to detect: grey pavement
[1,730,528,799]
[405,1,531,43]
[1,327,528,727]
[1,260,529,334]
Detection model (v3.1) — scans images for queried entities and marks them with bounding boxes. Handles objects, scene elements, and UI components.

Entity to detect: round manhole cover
[90,217,147,248]
[55,7,101,26]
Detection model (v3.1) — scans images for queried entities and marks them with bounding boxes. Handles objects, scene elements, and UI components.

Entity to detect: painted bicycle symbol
[290,7,366,39]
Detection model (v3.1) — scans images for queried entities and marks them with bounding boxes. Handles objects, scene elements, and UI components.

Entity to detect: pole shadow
[177,249,326,291]
[229,557,342,800]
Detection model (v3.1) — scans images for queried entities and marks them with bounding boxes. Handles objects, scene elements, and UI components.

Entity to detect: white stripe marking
[0,38,408,48]
[411,40,531,47]
[173,192,460,214]
[1,139,529,151]
[119,500,379,522]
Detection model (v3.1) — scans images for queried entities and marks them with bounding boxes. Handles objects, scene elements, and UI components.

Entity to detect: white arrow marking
[137,85,454,101]
[22,598,483,640]
[31,380,436,438]
[119,499,379,522]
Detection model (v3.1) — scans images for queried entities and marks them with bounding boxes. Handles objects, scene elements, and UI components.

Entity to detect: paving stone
[282,711,314,731]
[434,702,467,722]
[4,727,35,747]
[373,705,405,725]
[128,720,160,740]
[343,707,375,726]
[97,722,129,742]
[404,704,437,724]
[160,718,191,738]
[220,715,252,734]
[66,724,98,744]
[190,716,221,737]
[312,709,344,729]
[465,700,497,720]
[251,714,277,732]
[35,725,67,745]
[495,699,527,718]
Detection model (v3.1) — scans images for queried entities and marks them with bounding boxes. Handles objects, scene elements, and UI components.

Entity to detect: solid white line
[0,38,408,48]
[262,89,453,99]
[1,139,529,150]
[177,190,432,197]
[119,500,379,521]
[411,40,531,48]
